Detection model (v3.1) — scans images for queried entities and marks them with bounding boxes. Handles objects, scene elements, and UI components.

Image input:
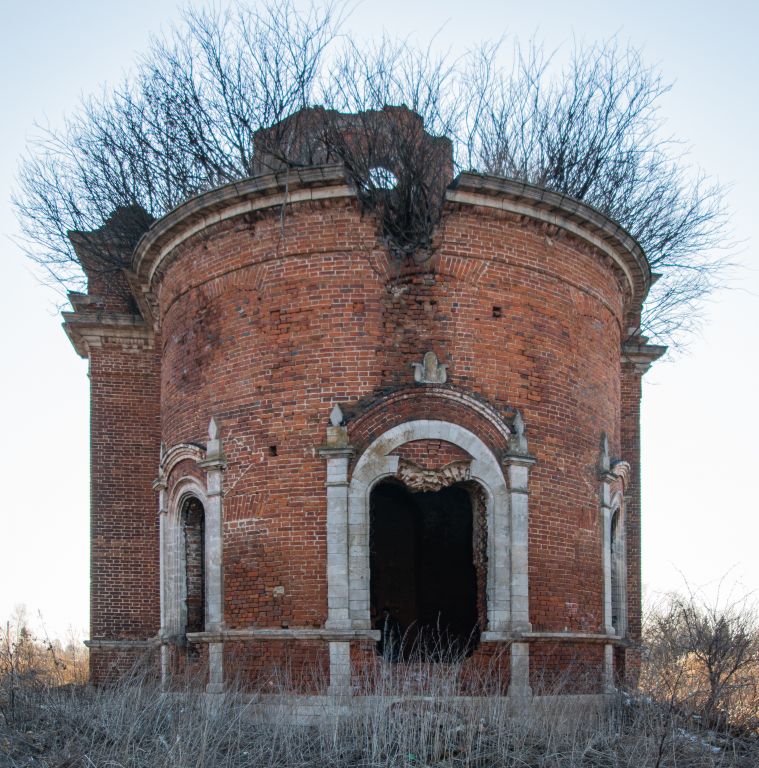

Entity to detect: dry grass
[2,655,758,768]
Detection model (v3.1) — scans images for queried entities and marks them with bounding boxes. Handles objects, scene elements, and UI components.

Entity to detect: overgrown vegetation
[642,588,759,738]
[14,0,728,346]
[2,591,759,767]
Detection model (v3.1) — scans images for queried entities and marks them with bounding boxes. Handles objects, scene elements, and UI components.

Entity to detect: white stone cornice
[131,164,354,290]
[621,338,667,373]
[85,637,161,649]
[61,311,153,358]
[447,173,652,311]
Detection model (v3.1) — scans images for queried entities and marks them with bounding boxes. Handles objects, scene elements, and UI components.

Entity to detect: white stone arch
[343,419,516,632]
[160,443,205,479]
[164,476,209,638]
[609,490,627,636]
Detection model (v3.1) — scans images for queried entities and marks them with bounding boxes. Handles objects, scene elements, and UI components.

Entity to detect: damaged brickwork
[63,108,664,698]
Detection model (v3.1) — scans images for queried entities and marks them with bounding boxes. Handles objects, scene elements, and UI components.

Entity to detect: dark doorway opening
[370,480,481,661]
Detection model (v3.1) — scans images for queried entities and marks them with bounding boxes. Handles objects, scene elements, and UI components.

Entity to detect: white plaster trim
[346,419,512,632]
[165,478,209,638]
[609,493,627,637]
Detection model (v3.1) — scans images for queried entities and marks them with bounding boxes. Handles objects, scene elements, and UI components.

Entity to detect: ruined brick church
[63,107,664,699]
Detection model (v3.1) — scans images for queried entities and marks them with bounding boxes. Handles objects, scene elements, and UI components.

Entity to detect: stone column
[153,471,170,688]
[502,411,535,633]
[598,432,616,637]
[319,405,355,694]
[504,411,534,699]
[199,417,226,694]
[509,642,532,701]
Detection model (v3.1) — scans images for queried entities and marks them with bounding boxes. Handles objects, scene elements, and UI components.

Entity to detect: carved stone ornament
[611,460,631,487]
[598,431,611,474]
[507,409,529,455]
[396,458,471,492]
[204,416,225,465]
[329,403,345,427]
[411,351,448,384]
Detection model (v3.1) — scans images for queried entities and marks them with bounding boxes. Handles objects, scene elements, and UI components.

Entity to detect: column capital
[318,446,356,460]
[198,457,227,470]
[503,452,536,468]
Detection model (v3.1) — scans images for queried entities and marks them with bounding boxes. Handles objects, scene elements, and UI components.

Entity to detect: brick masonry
[64,113,664,694]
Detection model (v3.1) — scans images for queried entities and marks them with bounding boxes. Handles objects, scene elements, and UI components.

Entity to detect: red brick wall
[89,647,159,685]
[89,341,161,682]
[351,640,510,695]
[529,642,606,694]
[155,196,625,655]
[224,640,328,693]
[390,439,472,467]
[80,179,640,687]
[621,362,644,685]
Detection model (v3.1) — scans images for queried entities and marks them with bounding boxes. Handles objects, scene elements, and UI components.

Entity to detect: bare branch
[12,10,729,347]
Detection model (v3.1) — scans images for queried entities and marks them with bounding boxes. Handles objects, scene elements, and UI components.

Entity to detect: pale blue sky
[2,0,757,638]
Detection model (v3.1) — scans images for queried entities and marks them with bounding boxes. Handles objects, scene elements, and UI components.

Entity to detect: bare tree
[459,39,729,343]
[13,1,729,347]
[13,0,341,295]
[643,587,759,734]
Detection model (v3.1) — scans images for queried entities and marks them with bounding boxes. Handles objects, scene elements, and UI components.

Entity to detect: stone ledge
[481,630,628,645]
[185,628,381,643]
[62,310,153,358]
[85,637,160,650]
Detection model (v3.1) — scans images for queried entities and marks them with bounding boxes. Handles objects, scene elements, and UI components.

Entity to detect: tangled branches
[13,0,729,346]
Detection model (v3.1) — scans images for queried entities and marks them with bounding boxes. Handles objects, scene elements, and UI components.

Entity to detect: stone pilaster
[604,643,615,693]
[509,642,533,700]
[504,411,534,699]
[319,405,356,691]
[598,432,616,636]
[199,417,226,694]
[153,469,170,688]
[503,411,535,633]
[328,641,351,696]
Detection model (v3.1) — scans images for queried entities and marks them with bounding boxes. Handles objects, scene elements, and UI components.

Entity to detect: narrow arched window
[610,507,624,634]
[182,497,206,634]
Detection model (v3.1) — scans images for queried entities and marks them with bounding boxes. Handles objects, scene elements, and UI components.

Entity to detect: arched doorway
[369,479,483,660]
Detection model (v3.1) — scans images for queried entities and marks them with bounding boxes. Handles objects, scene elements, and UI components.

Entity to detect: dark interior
[182,497,206,634]
[370,480,479,661]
